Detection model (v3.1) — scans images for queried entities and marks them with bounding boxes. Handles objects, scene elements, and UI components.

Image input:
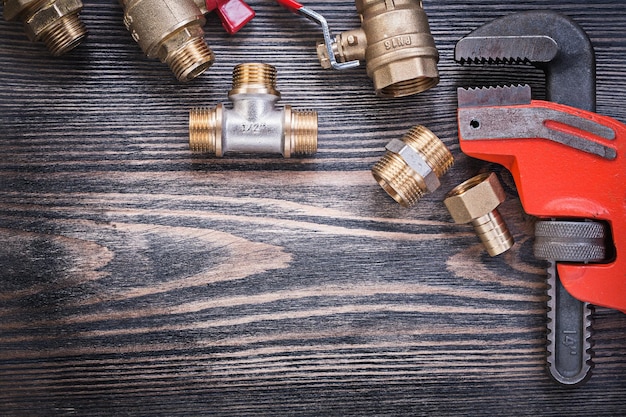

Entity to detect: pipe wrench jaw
[457,84,626,313]
[454,10,596,112]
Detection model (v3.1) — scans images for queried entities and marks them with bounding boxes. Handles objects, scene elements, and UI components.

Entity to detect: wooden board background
[1,0,625,415]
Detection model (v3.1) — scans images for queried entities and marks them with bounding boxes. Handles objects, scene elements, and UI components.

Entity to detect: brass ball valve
[189,63,318,158]
[280,0,439,98]
[119,0,215,82]
[3,0,87,56]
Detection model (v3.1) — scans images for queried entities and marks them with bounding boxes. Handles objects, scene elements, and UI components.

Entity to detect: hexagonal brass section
[444,172,505,224]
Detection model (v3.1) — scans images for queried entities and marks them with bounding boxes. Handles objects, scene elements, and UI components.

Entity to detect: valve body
[317,0,439,97]
[119,0,215,82]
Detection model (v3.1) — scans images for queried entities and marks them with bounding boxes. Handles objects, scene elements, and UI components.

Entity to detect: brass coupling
[4,0,87,56]
[316,0,439,97]
[119,0,215,82]
[371,125,453,207]
[444,172,514,257]
[189,63,318,157]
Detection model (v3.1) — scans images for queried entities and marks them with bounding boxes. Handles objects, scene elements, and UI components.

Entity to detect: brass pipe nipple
[189,63,317,158]
[444,172,514,257]
[372,125,453,207]
[4,0,87,56]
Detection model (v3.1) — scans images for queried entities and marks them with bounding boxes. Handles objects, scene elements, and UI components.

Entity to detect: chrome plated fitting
[189,63,318,157]
[119,0,215,82]
[316,0,439,97]
[4,0,87,56]
[372,125,453,207]
[444,172,514,257]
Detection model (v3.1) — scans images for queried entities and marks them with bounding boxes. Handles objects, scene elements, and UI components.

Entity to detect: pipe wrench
[453,10,624,386]
[457,83,626,384]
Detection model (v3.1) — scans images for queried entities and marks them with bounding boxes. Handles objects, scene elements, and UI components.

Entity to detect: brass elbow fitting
[189,63,318,157]
[444,172,514,257]
[371,125,453,207]
[316,0,439,97]
[119,0,215,82]
[4,0,87,56]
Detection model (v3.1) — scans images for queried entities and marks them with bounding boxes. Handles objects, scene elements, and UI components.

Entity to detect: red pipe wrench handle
[206,0,255,34]
[458,98,626,312]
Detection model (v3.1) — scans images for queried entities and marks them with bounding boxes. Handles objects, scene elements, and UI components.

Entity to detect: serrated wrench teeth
[453,10,596,111]
[455,35,558,65]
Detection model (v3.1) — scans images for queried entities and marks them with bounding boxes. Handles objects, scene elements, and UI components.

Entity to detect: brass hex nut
[385,138,440,193]
[23,0,83,41]
[444,172,505,224]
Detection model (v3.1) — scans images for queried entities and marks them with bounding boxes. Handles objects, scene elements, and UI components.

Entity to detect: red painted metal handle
[458,100,626,313]
[206,0,255,34]
[276,0,303,11]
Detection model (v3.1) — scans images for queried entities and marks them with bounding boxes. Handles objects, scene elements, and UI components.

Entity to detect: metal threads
[371,125,453,207]
[290,110,318,156]
[168,37,215,82]
[39,13,87,56]
[231,63,279,96]
[189,107,218,153]
[471,210,515,257]
[372,152,425,207]
[403,126,454,176]
[444,172,513,257]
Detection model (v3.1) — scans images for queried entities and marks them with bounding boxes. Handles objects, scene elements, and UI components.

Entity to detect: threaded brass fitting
[4,0,87,56]
[371,125,453,207]
[189,63,318,157]
[444,172,514,257]
[316,0,439,97]
[119,0,214,82]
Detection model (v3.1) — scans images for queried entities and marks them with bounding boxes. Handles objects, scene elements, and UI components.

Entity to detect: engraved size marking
[241,123,267,133]
[384,36,412,50]
[123,14,133,30]
[563,330,578,355]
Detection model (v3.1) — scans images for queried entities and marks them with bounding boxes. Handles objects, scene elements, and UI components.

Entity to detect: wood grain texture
[1,0,626,415]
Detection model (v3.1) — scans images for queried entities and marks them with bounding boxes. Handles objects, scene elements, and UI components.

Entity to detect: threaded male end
[189,106,221,155]
[372,125,453,207]
[167,36,215,82]
[286,109,318,157]
[230,63,279,96]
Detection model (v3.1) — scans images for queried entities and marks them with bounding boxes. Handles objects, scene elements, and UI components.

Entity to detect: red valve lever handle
[206,0,255,35]
[458,99,626,313]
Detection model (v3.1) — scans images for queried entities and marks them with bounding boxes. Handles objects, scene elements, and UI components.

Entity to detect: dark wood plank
[1,0,626,415]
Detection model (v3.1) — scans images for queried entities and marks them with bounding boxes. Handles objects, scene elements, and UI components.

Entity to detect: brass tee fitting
[189,63,318,157]
[444,172,514,257]
[4,0,87,56]
[316,0,439,97]
[119,0,215,82]
[371,125,453,207]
